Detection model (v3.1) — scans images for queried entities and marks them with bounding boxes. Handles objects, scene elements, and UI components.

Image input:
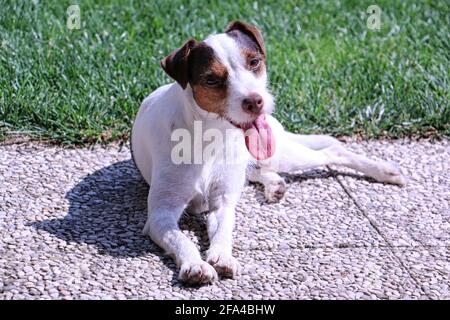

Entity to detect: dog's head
[161,21,275,160]
[161,21,274,124]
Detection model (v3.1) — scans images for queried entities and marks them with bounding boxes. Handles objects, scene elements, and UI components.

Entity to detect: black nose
[242,93,264,115]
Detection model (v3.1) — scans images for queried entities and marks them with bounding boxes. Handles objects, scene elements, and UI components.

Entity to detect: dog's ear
[160,39,197,89]
[225,21,265,56]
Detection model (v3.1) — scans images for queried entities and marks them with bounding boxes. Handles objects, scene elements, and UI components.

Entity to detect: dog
[131,21,407,285]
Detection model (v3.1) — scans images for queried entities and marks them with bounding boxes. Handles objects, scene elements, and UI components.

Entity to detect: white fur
[131,33,407,285]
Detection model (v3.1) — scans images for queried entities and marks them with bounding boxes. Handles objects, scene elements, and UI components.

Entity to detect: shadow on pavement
[30,159,378,286]
[30,160,185,284]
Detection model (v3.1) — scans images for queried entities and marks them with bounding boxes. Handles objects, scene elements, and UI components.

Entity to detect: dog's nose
[242,93,264,115]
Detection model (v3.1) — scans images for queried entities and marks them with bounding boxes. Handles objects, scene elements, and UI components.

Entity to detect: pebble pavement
[0,139,448,299]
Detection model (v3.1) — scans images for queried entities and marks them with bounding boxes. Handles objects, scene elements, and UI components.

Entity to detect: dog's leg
[324,143,407,185]
[205,195,241,278]
[247,169,286,203]
[264,134,406,185]
[262,115,406,185]
[143,182,218,285]
[204,166,245,279]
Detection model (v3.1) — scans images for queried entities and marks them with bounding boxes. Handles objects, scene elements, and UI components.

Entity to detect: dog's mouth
[225,114,275,161]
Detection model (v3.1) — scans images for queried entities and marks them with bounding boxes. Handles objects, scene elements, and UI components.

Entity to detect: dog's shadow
[30,159,204,286]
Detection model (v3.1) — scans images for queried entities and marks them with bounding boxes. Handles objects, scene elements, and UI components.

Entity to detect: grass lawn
[0,0,449,144]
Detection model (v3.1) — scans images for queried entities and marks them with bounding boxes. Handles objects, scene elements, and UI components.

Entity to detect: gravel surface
[0,139,448,299]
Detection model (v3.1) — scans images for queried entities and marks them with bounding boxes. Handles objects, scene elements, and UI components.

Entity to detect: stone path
[0,139,448,299]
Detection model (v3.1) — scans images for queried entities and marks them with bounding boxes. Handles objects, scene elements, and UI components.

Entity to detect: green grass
[0,0,449,144]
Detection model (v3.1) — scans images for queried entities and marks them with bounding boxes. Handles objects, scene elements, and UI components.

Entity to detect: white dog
[131,21,406,285]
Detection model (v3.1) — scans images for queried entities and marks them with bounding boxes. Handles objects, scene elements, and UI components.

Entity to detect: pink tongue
[242,114,275,160]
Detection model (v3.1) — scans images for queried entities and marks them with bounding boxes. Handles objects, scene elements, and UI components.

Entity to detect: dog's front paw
[375,161,407,186]
[206,252,241,279]
[264,178,286,203]
[179,260,218,285]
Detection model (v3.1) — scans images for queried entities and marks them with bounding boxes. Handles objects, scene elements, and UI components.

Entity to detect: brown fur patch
[188,47,229,115]
[209,60,228,79]
[241,49,266,77]
[192,83,227,115]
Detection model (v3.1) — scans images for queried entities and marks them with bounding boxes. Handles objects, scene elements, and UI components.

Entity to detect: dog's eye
[205,75,220,86]
[249,58,261,69]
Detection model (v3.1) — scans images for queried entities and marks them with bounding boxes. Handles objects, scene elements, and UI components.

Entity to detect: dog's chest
[195,157,232,196]
[190,141,248,211]
[189,161,245,213]
[195,126,248,187]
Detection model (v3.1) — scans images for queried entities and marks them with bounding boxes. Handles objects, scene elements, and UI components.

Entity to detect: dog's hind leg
[264,134,407,186]
[259,115,407,186]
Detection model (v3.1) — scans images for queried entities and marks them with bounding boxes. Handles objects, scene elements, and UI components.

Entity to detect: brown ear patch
[160,39,198,89]
[225,21,265,56]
